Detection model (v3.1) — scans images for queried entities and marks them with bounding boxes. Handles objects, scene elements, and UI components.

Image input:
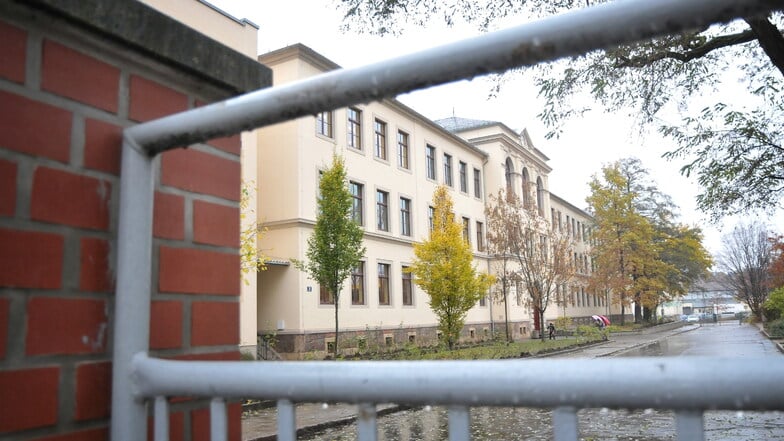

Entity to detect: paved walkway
[241,323,699,441]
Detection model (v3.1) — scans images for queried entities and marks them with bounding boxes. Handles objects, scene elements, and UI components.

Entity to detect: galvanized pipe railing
[111,0,782,440]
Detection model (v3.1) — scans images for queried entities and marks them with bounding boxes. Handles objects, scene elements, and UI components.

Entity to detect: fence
[111,0,784,440]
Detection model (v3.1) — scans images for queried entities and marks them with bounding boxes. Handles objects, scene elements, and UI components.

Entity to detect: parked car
[686,314,700,323]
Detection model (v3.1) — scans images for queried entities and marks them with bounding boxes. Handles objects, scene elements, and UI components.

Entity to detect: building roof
[435,116,499,132]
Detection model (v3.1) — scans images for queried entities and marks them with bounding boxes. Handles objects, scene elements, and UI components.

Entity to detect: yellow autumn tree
[409,185,495,349]
[240,181,267,283]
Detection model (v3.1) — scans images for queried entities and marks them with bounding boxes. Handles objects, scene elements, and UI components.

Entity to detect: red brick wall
[0,15,242,441]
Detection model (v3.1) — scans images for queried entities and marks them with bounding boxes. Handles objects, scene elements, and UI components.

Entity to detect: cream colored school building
[254,44,618,358]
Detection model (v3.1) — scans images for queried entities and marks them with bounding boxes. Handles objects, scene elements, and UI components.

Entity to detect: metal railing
[110,0,784,440]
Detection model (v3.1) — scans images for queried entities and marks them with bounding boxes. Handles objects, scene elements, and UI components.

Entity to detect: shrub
[576,325,602,340]
[763,287,784,321]
[766,318,784,339]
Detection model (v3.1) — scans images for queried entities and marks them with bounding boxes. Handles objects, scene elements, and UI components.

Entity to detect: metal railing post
[111,137,155,441]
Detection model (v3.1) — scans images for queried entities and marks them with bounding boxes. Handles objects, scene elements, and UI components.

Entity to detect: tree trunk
[634,299,642,324]
[621,303,626,325]
[334,299,339,357]
[745,16,784,78]
[503,283,510,343]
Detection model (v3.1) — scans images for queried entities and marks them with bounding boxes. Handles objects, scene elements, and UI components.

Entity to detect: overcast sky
[208,0,782,259]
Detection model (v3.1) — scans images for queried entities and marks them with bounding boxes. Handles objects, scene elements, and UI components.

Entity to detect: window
[462,217,470,244]
[402,266,413,306]
[522,168,531,208]
[374,119,387,160]
[378,263,390,305]
[319,285,334,305]
[476,221,485,252]
[428,205,435,231]
[426,145,436,180]
[350,181,363,225]
[459,161,467,192]
[400,197,411,237]
[473,168,481,198]
[316,111,332,138]
[505,158,514,191]
[347,107,362,150]
[479,295,486,307]
[397,130,409,169]
[443,153,453,186]
[351,262,365,305]
[536,177,545,216]
[376,190,389,231]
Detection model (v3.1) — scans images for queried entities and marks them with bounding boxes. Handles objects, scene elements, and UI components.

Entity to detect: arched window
[521,168,530,208]
[504,158,514,192]
[536,176,545,216]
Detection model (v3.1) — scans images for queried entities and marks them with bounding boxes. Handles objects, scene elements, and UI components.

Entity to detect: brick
[0,91,71,163]
[74,361,111,421]
[193,200,239,248]
[0,228,63,289]
[84,119,122,175]
[150,300,182,349]
[0,20,26,83]
[80,237,113,292]
[0,159,16,216]
[153,192,184,240]
[159,247,239,295]
[207,134,241,156]
[191,301,239,346]
[146,411,183,441]
[171,351,240,362]
[0,367,59,432]
[42,40,120,113]
[31,167,111,230]
[129,75,188,122]
[161,149,241,201]
[0,298,8,359]
[26,297,108,356]
[191,403,241,441]
[33,427,108,441]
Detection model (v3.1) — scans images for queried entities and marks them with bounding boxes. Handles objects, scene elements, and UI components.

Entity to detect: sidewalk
[241,323,698,441]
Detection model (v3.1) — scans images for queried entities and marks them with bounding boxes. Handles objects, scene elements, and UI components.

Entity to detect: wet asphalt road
[299,323,783,440]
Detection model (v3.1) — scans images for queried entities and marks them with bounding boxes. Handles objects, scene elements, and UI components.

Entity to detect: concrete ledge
[15,0,271,94]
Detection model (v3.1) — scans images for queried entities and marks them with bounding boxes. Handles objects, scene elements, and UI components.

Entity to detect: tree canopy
[292,154,365,354]
[337,0,784,220]
[717,222,774,321]
[587,159,711,323]
[409,185,495,349]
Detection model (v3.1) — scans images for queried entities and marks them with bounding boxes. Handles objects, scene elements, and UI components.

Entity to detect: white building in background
[253,44,620,358]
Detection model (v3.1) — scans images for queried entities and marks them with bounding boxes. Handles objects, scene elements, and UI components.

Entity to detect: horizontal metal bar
[132,355,784,411]
[126,0,778,155]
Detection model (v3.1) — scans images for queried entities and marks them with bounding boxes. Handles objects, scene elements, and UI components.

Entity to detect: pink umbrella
[598,315,611,326]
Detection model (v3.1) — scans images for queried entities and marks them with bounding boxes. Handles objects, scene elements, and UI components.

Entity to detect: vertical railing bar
[676,410,704,441]
[277,399,296,441]
[154,396,169,441]
[357,403,378,441]
[210,397,227,441]
[448,405,471,441]
[552,406,579,441]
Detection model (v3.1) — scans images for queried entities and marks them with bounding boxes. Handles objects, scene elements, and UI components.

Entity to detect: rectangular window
[443,153,453,187]
[428,205,435,231]
[316,111,333,138]
[462,217,470,244]
[351,262,365,305]
[397,130,409,169]
[426,145,436,180]
[374,119,387,160]
[378,263,390,305]
[473,168,482,198]
[459,161,467,192]
[400,197,411,237]
[476,221,485,252]
[347,107,362,150]
[319,285,334,305]
[479,295,486,307]
[376,190,389,231]
[350,181,364,225]
[402,266,413,306]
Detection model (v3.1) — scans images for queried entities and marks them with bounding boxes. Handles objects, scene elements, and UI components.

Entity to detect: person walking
[548,322,556,340]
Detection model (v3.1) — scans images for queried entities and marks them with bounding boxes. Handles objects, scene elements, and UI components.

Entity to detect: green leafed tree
[409,185,495,349]
[337,1,784,219]
[292,154,365,355]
